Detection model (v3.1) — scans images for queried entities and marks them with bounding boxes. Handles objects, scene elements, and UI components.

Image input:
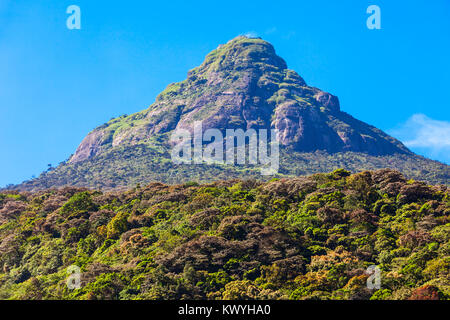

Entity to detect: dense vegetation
[0,169,448,300]
[7,143,449,192]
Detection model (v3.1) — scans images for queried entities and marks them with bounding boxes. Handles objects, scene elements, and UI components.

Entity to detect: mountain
[7,36,450,191]
[70,36,409,162]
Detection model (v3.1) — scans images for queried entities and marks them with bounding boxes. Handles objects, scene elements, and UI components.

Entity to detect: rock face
[70,36,410,163]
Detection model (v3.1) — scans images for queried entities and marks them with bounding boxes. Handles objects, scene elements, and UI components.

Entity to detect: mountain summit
[71,36,409,163]
[8,37,449,190]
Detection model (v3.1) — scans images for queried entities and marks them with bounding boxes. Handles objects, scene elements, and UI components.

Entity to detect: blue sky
[1,0,449,187]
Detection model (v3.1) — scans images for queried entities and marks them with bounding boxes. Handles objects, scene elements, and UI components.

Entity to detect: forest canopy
[0,169,448,300]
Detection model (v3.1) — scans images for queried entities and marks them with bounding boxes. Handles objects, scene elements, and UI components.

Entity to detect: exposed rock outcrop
[70,36,411,163]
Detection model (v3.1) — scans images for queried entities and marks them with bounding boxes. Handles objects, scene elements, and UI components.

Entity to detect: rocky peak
[69,36,410,163]
[187,36,290,79]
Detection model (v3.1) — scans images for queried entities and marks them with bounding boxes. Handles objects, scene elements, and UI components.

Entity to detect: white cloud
[389,114,450,164]
[242,31,259,38]
[282,31,296,40]
[264,27,277,35]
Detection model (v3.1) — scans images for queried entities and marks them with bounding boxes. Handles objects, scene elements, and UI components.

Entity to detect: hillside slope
[0,169,449,300]
[10,145,450,191]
